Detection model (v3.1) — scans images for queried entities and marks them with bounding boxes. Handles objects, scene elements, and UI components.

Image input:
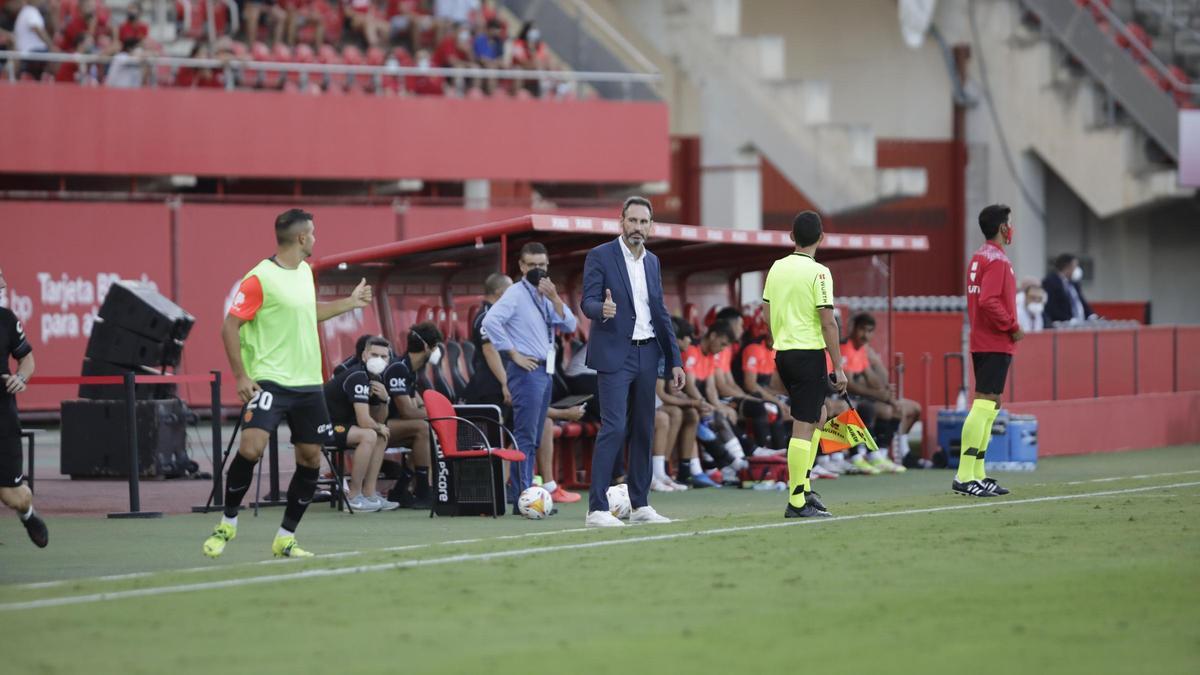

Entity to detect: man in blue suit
[580,197,685,527]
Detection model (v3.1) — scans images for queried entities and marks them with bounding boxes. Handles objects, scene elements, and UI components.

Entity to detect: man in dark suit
[580,196,684,527]
[1042,254,1094,326]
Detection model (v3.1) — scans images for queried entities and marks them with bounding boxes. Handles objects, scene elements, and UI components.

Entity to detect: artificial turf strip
[1,446,1197,674]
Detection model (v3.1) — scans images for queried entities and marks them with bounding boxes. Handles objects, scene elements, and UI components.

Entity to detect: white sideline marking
[17,469,1198,591]
[3,480,1198,613]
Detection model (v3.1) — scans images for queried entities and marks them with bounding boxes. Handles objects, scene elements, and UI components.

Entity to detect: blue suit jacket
[581,239,682,374]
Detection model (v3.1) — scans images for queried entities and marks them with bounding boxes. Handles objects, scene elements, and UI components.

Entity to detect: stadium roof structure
[313,214,930,275]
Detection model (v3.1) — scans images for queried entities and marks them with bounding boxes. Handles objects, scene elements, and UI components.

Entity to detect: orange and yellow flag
[819,408,878,454]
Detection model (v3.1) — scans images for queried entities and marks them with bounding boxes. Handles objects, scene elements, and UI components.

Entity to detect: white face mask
[428,346,443,367]
[1027,302,1044,316]
[365,356,388,376]
[417,56,430,68]
[1071,266,1084,283]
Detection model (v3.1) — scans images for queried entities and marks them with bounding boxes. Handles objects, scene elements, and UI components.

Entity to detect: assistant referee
[762,211,848,519]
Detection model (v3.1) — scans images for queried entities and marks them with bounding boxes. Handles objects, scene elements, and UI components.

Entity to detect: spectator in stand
[1015,277,1046,333]
[0,0,19,49]
[511,19,550,96]
[841,312,917,473]
[471,17,504,93]
[13,0,55,79]
[343,0,383,48]
[1042,253,1095,326]
[59,0,114,52]
[432,0,475,41]
[283,0,323,47]
[105,34,148,87]
[409,48,445,95]
[386,0,428,51]
[175,41,225,88]
[244,0,286,46]
[117,0,147,45]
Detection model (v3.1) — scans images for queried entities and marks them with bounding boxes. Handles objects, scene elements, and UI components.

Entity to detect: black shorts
[972,352,1012,396]
[331,423,352,449]
[775,349,829,423]
[0,399,23,488]
[242,381,334,445]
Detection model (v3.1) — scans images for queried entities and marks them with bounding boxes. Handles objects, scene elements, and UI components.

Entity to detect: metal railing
[0,49,661,98]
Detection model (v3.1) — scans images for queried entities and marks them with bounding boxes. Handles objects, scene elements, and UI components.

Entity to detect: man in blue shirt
[482,242,577,512]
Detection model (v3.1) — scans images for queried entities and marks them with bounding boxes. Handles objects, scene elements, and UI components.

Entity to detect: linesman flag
[819,408,878,454]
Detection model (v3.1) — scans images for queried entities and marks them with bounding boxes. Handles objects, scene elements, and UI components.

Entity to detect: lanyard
[524,281,553,344]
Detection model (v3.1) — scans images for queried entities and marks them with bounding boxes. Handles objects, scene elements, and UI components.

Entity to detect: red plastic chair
[422,390,525,517]
[291,42,315,89]
[340,44,364,92]
[363,46,385,91]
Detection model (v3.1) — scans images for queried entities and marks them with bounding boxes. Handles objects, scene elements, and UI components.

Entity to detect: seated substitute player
[383,321,443,509]
[957,204,1021,497]
[651,316,704,491]
[682,322,747,484]
[711,307,786,452]
[203,208,373,559]
[0,266,47,547]
[762,210,847,518]
[324,335,399,512]
[840,312,912,474]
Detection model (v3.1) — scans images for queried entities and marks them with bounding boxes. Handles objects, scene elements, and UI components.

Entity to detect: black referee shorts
[775,349,829,424]
[972,352,1012,396]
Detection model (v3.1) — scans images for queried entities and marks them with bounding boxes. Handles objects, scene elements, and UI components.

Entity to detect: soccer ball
[518,486,554,520]
[606,484,631,519]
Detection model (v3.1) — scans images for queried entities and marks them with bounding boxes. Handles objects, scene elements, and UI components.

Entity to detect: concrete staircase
[602,0,927,216]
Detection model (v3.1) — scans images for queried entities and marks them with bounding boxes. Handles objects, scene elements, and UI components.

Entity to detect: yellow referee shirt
[762,252,834,350]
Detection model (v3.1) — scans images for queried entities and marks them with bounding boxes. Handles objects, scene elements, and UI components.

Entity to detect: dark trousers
[589,341,661,512]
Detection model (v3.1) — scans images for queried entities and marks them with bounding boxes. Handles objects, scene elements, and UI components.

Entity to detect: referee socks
[786,437,812,508]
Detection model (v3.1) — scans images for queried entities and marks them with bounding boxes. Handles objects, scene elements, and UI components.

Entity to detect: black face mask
[525,268,546,286]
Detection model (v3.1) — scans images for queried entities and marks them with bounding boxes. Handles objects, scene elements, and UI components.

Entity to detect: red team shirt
[966,241,1019,354]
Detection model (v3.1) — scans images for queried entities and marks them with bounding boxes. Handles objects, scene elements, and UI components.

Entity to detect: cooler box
[1004,414,1038,470]
[938,409,1009,468]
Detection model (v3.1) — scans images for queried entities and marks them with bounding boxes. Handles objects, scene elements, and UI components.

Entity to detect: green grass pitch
[2,446,1198,674]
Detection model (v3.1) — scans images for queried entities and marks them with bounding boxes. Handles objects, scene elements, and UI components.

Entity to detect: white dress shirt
[618,236,655,340]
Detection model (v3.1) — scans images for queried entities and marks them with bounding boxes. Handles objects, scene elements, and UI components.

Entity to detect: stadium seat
[340,45,364,92]
[317,43,341,91]
[422,390,524,517]
[1167,65,1193,107]
[290,43,315,89]
[364,46,386,92]
[445,341,470,393]
[461,340,477,377]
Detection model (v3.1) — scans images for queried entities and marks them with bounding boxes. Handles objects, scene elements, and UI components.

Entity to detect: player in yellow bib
[203,208,372,559]
[762,211,848,518]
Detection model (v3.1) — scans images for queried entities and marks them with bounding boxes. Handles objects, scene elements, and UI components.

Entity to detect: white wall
[739,0,953,140]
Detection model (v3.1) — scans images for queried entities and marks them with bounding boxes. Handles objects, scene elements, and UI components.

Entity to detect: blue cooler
[937,409,1009,469]
[1005,415,1038,470]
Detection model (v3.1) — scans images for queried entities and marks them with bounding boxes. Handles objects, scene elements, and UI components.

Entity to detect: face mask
[365,356,388,376]
[428,346,443,367]
[1071,266,1083,283]
[527,29,540,42]
[1027,302,1044,316]
[417,56,430,68]
[1003,223,1014,246]
[525,268,545,286]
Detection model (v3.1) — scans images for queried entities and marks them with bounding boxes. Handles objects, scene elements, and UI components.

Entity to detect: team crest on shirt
[243,409,254,423]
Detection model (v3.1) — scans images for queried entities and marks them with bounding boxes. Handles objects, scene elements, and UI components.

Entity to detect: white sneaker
[651,478,678,492]
[368,494,401,512]
[752,446,785,458]
[666,477,689,491]
[810,463,839,480]
[629,506,671,524]
[830,452,854,473]
[347,494,381,512]
[585,510,626,527]
[817,455,843,475]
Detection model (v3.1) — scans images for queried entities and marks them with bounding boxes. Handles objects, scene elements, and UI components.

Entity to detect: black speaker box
[98,281,194,343]
[86,318,183,368]
[78,359,177,400]
[60,399,189,478]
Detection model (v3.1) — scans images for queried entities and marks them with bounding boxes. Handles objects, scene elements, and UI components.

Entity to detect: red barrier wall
[0,83,669,183]
[1006,392,1200,456]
